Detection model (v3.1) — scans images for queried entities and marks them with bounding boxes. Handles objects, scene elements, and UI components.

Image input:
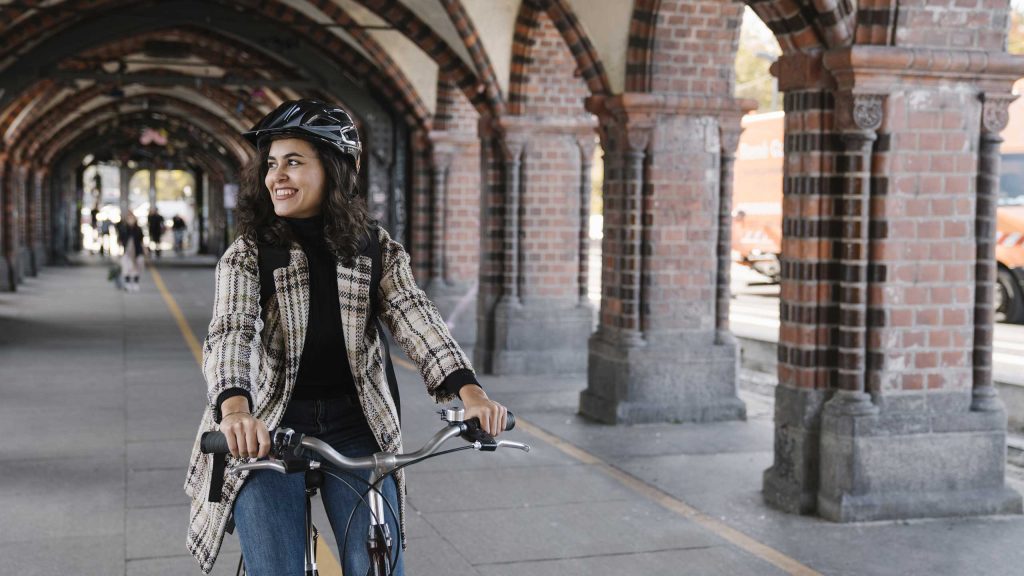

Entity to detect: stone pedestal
[580,329,745,424]
[817,392,1022,521]
[762,386,828,514]
[0,255,12,291]
[489,298,593,375]
[426,280,478,349]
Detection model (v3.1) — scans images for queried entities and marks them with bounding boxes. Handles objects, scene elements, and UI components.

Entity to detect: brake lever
[461,417,498,451]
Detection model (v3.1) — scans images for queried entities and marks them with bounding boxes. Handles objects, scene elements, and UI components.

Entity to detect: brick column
[579,94,746,424]
[424,130,480,347]
[715,116,745,344]
[762,53,838,514]
[811,46,1022,522]
[0,153,11,291]
[27,168,44,275]
[972,94,1015,412]
[476,115,597,374]
[8,162,26,286]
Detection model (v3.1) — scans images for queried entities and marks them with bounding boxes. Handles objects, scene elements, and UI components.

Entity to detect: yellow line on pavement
[391,354,820,575]
[150,266,203,366]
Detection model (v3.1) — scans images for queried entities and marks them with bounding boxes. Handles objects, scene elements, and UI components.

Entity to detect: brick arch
[508,1,592,117]
[0,81,55,148]
[434,76,479,133]
[60,23,430,130]
[51,111,235,174]
[28,95,250,168]
[624,0,746,94]
[332,0,502,117]
[13,88,250,165]
[0,0,435,130]
[439,0,507,115]
[624,0,854,93]
[7,76,267,152]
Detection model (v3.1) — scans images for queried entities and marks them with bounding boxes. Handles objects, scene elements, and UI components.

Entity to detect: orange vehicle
[732,104,1024,323]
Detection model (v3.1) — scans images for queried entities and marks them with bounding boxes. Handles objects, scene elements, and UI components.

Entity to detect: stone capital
[834,92,885,133]
[980,93,1017,135]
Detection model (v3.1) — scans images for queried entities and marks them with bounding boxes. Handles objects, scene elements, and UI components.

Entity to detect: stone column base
[817,391,1022,522]
[32,242,46,271]
[0,255,12,291]
[487,298,593,375]
[580,330,746,424]
[426,281,478,349]
[762,386,829,514]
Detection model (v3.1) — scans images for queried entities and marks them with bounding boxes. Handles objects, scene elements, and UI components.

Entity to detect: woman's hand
[459,385,508,437]
[219,404,270,459]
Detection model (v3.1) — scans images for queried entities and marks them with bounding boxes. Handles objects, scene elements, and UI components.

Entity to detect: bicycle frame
[221,408,529,576]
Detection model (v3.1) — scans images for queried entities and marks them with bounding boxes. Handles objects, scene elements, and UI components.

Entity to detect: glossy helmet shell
[242,99,362,173]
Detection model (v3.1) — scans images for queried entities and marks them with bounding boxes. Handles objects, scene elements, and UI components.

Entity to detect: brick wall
[646,0,743,95]
[867,88,980,394]
[893,0,1009,50]
[510,5,591,118]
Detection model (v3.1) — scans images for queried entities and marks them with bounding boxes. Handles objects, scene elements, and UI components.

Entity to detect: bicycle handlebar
[200,411,525,473]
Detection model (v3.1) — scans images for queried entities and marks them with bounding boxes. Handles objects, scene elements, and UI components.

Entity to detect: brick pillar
[408,129,432,283]
[0,154,11,291]
[810,47,1022,522]
[579,94,746,424]
[7,162,26,287]
[424,130,480,347]
[27,168,44,275]
[208,172,227,256]
[475,115,597,374]
[763,54,840,514]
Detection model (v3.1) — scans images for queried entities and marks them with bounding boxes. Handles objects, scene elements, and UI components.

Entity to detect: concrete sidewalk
[2,256,1024,575]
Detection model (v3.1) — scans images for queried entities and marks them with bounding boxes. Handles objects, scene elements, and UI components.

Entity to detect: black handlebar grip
[505,411,516,431]
[200,431,230,454]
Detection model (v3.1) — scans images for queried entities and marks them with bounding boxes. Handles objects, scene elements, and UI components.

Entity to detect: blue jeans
[233,398,405,575]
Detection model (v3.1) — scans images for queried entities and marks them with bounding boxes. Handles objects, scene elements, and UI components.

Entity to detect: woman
[184,99,506,575]
[118,211,145,292]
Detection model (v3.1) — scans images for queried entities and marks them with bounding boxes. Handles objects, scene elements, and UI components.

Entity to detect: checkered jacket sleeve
[202,237,261,414]
[376,227,475,404]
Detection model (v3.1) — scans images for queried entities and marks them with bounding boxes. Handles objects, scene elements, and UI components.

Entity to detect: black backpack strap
[257,241,290,311]
[208,240,287,505]
[365,226,401,421]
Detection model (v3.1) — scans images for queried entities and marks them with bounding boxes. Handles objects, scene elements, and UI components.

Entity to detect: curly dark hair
[236,136,369,266]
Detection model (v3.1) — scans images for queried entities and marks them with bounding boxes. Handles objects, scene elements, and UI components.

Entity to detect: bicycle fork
[366,469,393,576]
[304,469,323,576]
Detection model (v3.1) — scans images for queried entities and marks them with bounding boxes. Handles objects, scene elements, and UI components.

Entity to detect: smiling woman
[184,98,507,576]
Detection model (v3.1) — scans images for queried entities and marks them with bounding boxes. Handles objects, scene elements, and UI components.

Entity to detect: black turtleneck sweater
[286,215,355,400]
[214,217,481,417]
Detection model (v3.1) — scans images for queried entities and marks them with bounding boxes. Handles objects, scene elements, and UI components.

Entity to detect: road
[728,264,1024,386]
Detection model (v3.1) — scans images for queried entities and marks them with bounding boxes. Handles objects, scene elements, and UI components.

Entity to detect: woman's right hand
[220,411,271,459]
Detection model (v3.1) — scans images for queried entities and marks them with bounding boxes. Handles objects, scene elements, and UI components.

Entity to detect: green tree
[734,7,782,112]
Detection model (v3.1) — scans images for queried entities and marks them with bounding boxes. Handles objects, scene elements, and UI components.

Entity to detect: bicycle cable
[320,467,401,574]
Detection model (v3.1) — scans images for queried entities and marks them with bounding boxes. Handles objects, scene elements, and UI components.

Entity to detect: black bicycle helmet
[242,99,362,172]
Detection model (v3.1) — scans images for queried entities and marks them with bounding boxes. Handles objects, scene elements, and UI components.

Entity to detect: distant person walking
[147,208,165,259]
[118,212,145,292]
[172,214,187,255]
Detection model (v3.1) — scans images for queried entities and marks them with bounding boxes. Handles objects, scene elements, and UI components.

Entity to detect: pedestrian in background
[148,207,165,259]
[118,212,145,292]
[172,214,187,255]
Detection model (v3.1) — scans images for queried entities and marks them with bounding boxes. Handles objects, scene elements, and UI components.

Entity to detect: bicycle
[200,407,529,576]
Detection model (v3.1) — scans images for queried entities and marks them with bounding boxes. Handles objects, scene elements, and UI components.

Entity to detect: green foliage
[734,7,782,112]
[1010,6,1024,55]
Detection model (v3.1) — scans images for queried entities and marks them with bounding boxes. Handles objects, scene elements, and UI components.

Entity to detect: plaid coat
[183,227,473,574]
